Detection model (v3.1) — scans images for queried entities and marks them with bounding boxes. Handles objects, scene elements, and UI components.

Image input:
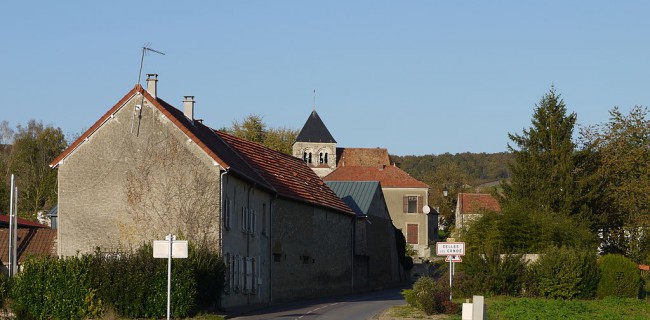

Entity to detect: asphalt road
[229,286,407,320]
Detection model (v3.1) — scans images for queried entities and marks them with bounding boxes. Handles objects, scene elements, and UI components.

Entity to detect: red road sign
[444,255,462,263]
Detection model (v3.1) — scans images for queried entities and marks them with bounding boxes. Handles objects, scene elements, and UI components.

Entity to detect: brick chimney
[183,96,195,120]
[146,74,158,98]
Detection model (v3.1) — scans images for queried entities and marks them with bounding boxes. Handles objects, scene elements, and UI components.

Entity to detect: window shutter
[418,196,423,213]
[403,196,408,212]
[407,224,419,244]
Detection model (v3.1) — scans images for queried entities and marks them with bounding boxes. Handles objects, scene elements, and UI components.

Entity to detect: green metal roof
[325,181,382,217]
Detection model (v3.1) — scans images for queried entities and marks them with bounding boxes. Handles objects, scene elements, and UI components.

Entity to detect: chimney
[183,96,195,120]
[146,74,158,98]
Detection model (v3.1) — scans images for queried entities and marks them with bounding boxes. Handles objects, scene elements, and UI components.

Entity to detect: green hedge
[597,254,640,299]
[402,276,452,315]
[455,251,527,298]
[9,243,224,319]
[526,246,600,300]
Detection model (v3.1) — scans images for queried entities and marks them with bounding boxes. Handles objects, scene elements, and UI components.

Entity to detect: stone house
[293,111,434,258]
[325,181,402,288]
[50,75,355,309]
[455,193,501,230]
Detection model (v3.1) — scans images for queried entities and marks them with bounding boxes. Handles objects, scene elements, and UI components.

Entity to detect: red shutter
[407,224,418,244]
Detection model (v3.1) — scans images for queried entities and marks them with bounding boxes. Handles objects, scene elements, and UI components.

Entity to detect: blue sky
[2,1,649,155]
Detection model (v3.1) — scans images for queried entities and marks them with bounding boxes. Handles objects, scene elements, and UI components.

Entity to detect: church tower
[293,110,337,177]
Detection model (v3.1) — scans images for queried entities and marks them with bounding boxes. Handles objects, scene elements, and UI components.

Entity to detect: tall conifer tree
[502,87,578,216]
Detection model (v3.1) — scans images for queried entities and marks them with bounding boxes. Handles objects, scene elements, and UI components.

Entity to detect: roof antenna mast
[312,89,316,111]
[137,43,165,84]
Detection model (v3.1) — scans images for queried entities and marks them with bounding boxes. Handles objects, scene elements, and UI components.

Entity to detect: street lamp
[442,186,449,198]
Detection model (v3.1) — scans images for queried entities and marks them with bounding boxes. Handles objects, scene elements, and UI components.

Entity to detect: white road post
[166,234,174,320]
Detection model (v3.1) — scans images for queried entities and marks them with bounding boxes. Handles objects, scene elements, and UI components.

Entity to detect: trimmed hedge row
[404,251,643,316]
[453,249,639,300]
[9,243,224,319]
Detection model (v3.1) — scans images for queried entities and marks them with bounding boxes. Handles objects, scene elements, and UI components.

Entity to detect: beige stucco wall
[57,93,223,256]
[271,199,353,302]
[382,187,430,257]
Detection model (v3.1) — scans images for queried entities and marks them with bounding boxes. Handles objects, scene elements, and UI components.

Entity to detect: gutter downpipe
[351,214,355,291]
[246,184,256,305]
[269,194,278,304]
[218,168,228,310]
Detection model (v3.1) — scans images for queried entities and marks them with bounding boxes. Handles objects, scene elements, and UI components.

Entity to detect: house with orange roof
[455,193,501,230]
[294,111,434,257]
[0,214,56,275]
[50,75,356,309]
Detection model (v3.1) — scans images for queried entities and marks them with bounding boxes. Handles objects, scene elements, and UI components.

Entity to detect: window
[407,224,419,244]
[308,152,312,164]
[224,197,231,230]
[241,207,248,233]
[404,196,421,213]
[324,153,328,163]
[319,152,324,164]
[261,203,267,235]
[303,152,308,162]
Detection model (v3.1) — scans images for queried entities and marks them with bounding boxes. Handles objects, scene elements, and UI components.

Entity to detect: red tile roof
[51,84,353,216]
[323,165,429,188]
[336,148,390,167]
[0,214,49,228]
[0,228,57,263]
[217,131,354,215]
[457,193,501,214]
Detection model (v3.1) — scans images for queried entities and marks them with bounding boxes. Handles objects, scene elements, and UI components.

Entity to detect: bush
[455,251,526,298]
[9,243,224,319]
[597,254,641,299]
[10,255,102,320]
[526,246,600,299]
[402,276,451,315]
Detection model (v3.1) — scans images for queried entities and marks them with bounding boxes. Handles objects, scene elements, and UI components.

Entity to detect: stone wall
[57,94,222,256]
[271,200,353,301]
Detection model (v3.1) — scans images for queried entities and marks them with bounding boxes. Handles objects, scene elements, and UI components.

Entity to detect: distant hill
[390,152,513,191]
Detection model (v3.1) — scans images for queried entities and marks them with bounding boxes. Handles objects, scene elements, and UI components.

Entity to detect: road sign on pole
[436,242,465,256]
[444,255,463,263]
[153,235,188,320]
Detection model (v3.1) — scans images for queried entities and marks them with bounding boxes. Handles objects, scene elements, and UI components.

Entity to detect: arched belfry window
[324,153,328,164]
[319,152,324,164]
[308,152,312,164]
[303,152,308,163]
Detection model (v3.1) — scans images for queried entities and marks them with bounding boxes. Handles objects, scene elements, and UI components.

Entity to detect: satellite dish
[422,206,431,214]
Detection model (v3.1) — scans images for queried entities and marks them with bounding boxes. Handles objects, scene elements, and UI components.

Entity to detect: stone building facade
[51,75,355,310]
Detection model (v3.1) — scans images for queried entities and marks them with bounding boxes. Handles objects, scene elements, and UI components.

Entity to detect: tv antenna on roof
[137,43,165,84]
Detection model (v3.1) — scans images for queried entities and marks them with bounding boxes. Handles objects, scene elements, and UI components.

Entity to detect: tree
[501,87,579,217]
[580,106,650,261]
[4,120,67,220]
[223,114,298,155]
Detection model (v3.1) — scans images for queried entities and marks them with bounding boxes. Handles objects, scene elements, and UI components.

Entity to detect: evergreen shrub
[455,251,526,298]
[402,276,451,315]
[597,254,641,299]
[526,246,600,299]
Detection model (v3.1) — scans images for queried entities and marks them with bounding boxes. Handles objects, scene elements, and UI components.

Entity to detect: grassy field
[383,296,650,320]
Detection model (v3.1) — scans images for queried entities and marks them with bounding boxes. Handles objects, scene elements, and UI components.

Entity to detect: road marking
[296,302,340,319]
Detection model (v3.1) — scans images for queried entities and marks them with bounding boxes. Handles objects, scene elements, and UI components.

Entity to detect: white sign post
[436,242,465,301]
[153,235,188,320]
